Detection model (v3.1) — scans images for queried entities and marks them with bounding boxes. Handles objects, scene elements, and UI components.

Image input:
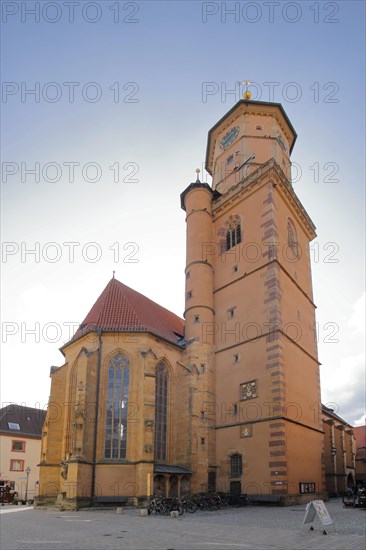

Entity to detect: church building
[37,98,326,509]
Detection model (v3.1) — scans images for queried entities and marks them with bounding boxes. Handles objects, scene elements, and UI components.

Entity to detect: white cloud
[321,351,365,425]
[354,413,366,427]
[349,291,365,335]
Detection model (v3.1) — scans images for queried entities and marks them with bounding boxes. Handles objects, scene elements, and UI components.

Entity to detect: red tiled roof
[66,278,184,347]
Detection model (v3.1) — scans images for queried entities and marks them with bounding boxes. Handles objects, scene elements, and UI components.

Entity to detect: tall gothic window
[287,219,299,257]
[104,354,130,459]
[226,220,241,251]
[154,362,168,462]
[231,453,242,477]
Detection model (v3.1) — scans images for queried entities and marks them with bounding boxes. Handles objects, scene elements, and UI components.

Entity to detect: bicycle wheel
[158,502,169,515]
[186,501,198,513]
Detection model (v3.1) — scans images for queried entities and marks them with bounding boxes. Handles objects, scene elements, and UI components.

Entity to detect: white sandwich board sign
[301,500,334,535]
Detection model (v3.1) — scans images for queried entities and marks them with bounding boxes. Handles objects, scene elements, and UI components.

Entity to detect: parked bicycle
[162,496,184,515]
[147,496,166,515]
[180,495,198,513]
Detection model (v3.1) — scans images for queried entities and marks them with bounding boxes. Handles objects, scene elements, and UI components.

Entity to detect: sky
[1,0,365,427]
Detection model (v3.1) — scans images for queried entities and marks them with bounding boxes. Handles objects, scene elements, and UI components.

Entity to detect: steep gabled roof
[0,405,46,438]
[63,278,184,350]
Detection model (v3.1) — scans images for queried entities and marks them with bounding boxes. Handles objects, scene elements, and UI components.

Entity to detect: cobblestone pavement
[1,499,365,550]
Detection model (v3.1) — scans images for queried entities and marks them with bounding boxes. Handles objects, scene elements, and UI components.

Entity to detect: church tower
[181,98,324,501]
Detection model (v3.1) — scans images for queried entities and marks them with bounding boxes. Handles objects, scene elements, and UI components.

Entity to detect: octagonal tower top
[205,100,297,194]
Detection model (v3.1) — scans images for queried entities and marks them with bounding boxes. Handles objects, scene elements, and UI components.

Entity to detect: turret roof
[205,99,297,174]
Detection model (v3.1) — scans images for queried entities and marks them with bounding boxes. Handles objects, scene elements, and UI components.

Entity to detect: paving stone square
[1,498,365,550]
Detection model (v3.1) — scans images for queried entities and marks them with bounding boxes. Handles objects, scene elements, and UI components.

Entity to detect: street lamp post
[25,467,31,503]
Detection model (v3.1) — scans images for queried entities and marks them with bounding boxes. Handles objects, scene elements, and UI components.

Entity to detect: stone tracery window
[104,353,130,459]
[287,219,299,257]
[154,362,168,462]
[226,218,242,251]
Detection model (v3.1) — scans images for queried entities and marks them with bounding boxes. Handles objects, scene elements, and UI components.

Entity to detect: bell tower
[181,95,325,502]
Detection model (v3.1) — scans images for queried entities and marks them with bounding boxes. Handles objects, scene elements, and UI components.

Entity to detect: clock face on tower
[220,126,240,150]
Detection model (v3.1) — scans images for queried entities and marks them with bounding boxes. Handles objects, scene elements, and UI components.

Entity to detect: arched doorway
[347,473,354,488]
[169,475,178,497]
[153,475,166,497]
[180,476,190,496]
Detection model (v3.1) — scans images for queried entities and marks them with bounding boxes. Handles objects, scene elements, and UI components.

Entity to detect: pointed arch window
[287,219,299,258]
[104,354,130,459]
[154,362,168,462]
[231,453,242,477]
[226,219,241,251]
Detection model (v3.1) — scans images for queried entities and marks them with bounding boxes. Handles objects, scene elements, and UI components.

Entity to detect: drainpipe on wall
[90,329,102,506]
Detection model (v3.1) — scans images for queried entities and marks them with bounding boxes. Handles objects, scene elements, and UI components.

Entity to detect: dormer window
[8,423,20,430]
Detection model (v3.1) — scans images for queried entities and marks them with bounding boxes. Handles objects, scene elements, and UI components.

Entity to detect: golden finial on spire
[237,80,252,100]
[195,168,201,182]
[243,80,251,100]
[112,270,115,279]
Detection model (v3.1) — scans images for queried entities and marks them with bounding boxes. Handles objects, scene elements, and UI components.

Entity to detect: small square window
[193,315,200,324]
[187,291,192,300]
[10,459,24,471]
[227,155,234,165]
[227,307,236,319]
[200,411,205,420]
[201,437,205,445]
[233,353,240,364]
[232,265,238,273]
[200,364,205,374]
[256,125,262,130]
[12,440,26,452]
[233,404,238,415]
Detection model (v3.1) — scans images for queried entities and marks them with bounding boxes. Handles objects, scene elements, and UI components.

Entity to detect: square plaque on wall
[240,425,253,438]
[240,380,257,400]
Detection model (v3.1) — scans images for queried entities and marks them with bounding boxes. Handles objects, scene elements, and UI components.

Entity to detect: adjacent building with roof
[322,405,356,496]
[37,98,327,509]
[354,425,366,487]
[0,404,46,502]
